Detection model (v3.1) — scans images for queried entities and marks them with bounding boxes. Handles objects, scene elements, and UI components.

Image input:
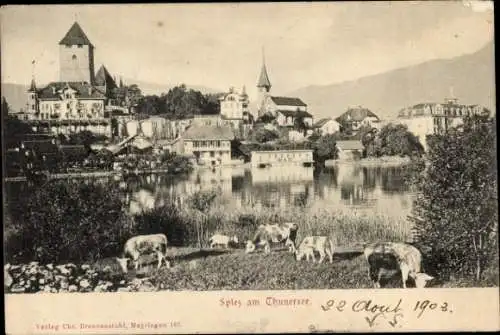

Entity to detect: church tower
[59,22,95,84]
[256,48,272,117]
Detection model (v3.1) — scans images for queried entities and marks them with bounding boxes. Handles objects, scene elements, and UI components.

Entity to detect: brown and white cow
[363,242,434,289]
[116,234,170,273]
[245,222,299,254]
[295,236,335,263]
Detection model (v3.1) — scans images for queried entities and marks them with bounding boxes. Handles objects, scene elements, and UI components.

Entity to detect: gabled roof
[257,63,271,89]
[59,22,93,46]
[276,110,312,118]
[37,82,106,100]
[183,125,234,141]
[336,140,364,151]
[269,96,307,107]
[95,65,118,90]
[335,107,379,123]
[313,118,337,128]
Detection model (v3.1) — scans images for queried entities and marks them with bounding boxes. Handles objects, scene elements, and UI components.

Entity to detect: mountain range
[2,41,495,120]
[288,41,495,121]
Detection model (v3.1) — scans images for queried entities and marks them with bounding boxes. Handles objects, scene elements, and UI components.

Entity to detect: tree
[253,127,279,143]
[294,113,308,135]
[411,115,498,281]
[313,134,338,164]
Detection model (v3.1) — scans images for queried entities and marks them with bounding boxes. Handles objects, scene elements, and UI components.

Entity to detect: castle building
[24,22,130,137]
[255,50,312,126]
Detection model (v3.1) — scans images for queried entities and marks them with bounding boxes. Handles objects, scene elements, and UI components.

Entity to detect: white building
[250,150,314,167]
[312,118,341,135]
[397,98,492,150]
[181,125,234,166]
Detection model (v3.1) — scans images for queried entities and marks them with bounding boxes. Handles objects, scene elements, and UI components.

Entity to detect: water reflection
[5,164,416,219]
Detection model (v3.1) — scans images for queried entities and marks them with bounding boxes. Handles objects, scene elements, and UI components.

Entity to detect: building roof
[313,118,337,128]
[335,107,379,123]
[276,109,312,118]
[59,22,93,46]
[95,65,118,91]
[183,125,234,140]
[257,62,272,89]
[336,140,364,151]
[269,96,307,107]
[37,82,106,100]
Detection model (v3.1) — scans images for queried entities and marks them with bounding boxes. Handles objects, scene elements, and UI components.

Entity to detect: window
[31,104,35,110]
[210,152,215,157]
[77,44,83,48]
[72,55,77,60]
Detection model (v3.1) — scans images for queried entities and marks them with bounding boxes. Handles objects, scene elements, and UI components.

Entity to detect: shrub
[5,181,134,264]
[411,116,498,281]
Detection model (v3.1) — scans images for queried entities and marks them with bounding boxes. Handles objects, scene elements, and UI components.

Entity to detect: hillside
[288,41,495,121]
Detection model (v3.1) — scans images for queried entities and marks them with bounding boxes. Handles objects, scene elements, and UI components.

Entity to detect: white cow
[295,236,335,263]
[116,234,170,273]
[363,242,434,289]
[209,234,239,249]
[245,222,299,254]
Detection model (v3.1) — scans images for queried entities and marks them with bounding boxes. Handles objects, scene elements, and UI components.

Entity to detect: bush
[5,181,134,264]
[411,116,498,281]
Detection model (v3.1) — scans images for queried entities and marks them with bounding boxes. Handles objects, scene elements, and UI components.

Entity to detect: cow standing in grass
[116,234,170,273]
[363,242,434,289]
[245,222,299,254]
[295,236,335,263]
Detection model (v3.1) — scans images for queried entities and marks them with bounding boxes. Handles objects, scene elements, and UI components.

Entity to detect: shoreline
[325,156,413,167]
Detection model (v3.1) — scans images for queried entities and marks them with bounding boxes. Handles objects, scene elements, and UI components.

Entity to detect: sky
[0,2,494,100]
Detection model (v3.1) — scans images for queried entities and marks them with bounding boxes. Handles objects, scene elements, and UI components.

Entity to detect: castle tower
[256,48,271,117]
[59,22,95,84]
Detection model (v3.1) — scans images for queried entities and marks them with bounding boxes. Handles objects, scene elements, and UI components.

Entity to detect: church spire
[257,46,271,91]
[28,60,37,92]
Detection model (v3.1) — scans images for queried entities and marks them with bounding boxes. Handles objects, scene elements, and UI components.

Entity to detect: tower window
[72,55,77,60]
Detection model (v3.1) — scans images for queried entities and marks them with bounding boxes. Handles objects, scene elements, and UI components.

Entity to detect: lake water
[5,164,416,220]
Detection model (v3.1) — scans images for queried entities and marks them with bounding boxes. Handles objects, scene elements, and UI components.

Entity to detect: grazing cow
[209,234,239,249]
[116,234,170,273]
[295,236,335,263]
[363,242,434,289]
[245,222,299,254]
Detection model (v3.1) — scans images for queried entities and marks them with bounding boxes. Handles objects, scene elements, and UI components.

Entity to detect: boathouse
[250,150,314,168]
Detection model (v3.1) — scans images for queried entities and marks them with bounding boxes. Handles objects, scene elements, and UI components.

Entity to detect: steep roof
[269,96,307,107]
[257,63,271,89]
[335,107,379,123]
[59,22,93,46]
[336,140,364,151]
[276,110,312,118]
[37,82,106,100]
[183,125,234,140]
[95,65,118,90]
[28,78,37,92]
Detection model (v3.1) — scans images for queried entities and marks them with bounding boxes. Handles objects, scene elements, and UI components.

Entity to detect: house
[219,86,250,127]
[250,150,314,167]
[312,118,340,135]
[335,107,380,133]
[192,114,223,127]
[275,109,313,128]
[336,140,364,161]
[397,98,492,150]
[181,125,234,166]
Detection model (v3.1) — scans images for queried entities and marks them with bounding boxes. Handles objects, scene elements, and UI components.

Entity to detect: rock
[50,288,58,293]
[138,281,156,292]
[117,287,130,292]
[43,286,52,293]
[68,285,78,292]
[81,264,91,271]
[10,286,26,293]
[46,264,54,270]
[29,261,39,267]
[38,278,45,285]
[103,266,112,273]
[79,279,90,289]
[60,281,69,289]
[4,269,13,288]
[119,280,126,285]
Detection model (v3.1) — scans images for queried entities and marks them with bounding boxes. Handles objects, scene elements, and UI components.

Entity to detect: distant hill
[1,80,222,114]
[288,41,495,121]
